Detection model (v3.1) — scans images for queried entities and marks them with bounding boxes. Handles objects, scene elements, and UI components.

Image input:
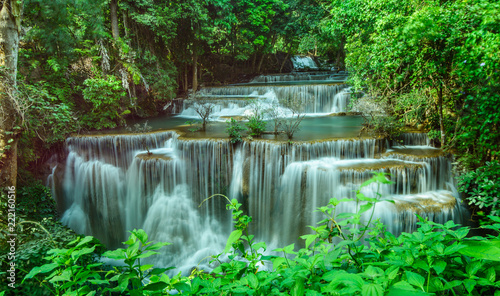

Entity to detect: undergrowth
[18,173,500,295]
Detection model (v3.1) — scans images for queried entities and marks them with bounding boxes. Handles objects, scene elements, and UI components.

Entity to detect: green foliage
[245,104,267,137]
[22,229,174,296]
[19,82,78,145]
[336,0,500,167]
[0,216,81,296]
[226,118,245,144]
[22,236,104,295]
[82,75,128,129]
[16,180,57,221]
[458,161,500,222]
[22,174,500,295]
[102,229,174,295]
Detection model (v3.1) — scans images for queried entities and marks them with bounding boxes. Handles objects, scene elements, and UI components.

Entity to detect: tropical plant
[458,160,500,223]
[21,173,500,295]
[82,74,128,129]
[245,104,267,137]
[226,118,246,144]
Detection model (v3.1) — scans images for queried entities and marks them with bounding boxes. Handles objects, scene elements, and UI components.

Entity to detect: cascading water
[52,73,468,275]
[291,56,318,70]
[180,84,351,119]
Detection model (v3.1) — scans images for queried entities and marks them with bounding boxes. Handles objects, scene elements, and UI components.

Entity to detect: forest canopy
[0,0,498,214]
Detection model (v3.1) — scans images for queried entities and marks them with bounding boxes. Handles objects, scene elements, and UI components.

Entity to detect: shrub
[82,75,128,129]
[22,174,500,295]
[245,116,267,137]
[458,160,500,223]
[226,118,245,143]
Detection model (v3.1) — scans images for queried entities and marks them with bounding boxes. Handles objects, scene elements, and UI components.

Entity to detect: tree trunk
[110,0,120,42]
[256,54,265,73]
[251,53,257,72]
[183,63,188,92]
[192,48,198,92]
[437,84,446,146]
[122,10,128,38]
[0,0,23,188]
[279,52,289,73]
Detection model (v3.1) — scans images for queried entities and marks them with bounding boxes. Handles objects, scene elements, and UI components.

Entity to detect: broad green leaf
[76,236,95,248]
[149,268,172,275]
[363,265,384,279]
[224,230,242,253]
[246,273,259,289]
[359,203,374,214]
[405,271,425,290]
[71,246,96,261]
[432,260,446,275]
[144,281,169,291]
[443,280,462,289]
[463,279,476,294]
[413,260,429,272]
[362,283,384,296]
[452,227,469,239]
[386,266,400,280]
[301,234,317,249]
[252,241,266,251]
[459,240,500,261]
[486,267,496,283]
[466,261,482,277]
[328,272,364,290]
[49,269,71,282]
[137,251,159,259]
[145,242,171,251]
[444,243,466,255]
[284,243,296,254]
[89,279,109,285]
[103,249,126,260]
[173,282,191,292]
[140,264,154,272]
[23,263,59,281]
[292,277,305,296]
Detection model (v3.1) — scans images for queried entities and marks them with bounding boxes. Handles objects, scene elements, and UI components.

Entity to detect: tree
[193,100,214,131]
[281,94,306,139]
[0,0,23,188]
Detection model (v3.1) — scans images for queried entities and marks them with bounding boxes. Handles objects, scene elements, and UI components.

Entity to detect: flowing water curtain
[193,84,350,115]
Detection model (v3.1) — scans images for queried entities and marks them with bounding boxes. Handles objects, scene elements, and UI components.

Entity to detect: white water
[291,56,318,70]
[179,84,351,121]
[53,73,467,275]
[55,131,466,274]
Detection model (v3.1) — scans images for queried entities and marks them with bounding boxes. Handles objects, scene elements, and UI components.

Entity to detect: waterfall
[180,84,351,119]
[55,131,466,272]
[251,73,348,83]
[291,56,318,70]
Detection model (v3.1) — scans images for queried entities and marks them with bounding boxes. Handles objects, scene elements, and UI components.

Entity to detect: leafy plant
[102,229,177,295]
[82,74,128,130]
[245,115,267,137]
[185,120,201,133]
[16,180,57,221]
[245,101,267,137]
[20,174,500,296]
[226,118,245,144]
[23,236,105,296]
[458,160,500,223]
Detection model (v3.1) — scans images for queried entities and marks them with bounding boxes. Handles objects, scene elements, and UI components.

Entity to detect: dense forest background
[0,0,498,178]
[0,0,499,294]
